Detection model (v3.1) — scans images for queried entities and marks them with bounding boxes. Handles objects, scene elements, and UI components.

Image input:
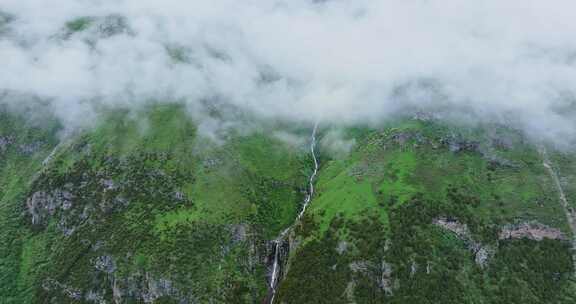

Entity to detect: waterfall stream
[267,123,319,303]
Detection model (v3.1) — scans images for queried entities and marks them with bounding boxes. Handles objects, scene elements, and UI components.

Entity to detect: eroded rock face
[44,253,194,304]
[380,261,393,295]
[499,222,567,241]
[441,135,480,153]
[43,274,191,304]
[18,141,44,155]
[93,255,116,274]
[336,241,348,255]
[202,157,223,170]
[433,217,470,239]
[26,189,74,225]
[122,273,186,304]
[0,134,46,155]
[0,135,13,152]
[474,247,491,267]
[349,261,370,273]
[346,258,395,297]
[42,279,82,301]
[231,224,248,243]
[433,217,494,268]
[492,137,514,151]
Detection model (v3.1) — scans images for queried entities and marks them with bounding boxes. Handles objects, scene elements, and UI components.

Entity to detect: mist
[1,0,576,147]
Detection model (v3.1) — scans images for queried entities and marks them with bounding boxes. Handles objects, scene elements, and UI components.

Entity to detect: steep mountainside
[1,104,576,303]
[278,120,576,304]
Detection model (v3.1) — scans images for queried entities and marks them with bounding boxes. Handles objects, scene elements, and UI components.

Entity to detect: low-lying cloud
[2,0,576,147]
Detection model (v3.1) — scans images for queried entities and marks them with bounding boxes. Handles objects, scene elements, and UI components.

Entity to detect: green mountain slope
[278,120,576,304]
[1,105,575,303]
[1,104,311,303]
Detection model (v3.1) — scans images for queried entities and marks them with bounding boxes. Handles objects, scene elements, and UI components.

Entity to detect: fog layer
[2,0,576,146]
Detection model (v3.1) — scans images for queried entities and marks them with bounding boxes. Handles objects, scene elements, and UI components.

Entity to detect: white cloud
[320,129,356,157]
[1,0,576,147]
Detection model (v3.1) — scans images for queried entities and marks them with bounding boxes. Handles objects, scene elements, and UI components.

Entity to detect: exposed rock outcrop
[43,273,191,304]
[26,189,74,226]
[379,261,393,295]
[93,255,116,274]
[18,141,44,155]
[44,253,194,304]
[441,135,480,153]
[0,135,13,152]
[499,222,567,241]
[433,217,494,268]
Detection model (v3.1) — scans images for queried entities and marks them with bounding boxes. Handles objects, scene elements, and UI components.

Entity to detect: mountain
[1,104,575,303]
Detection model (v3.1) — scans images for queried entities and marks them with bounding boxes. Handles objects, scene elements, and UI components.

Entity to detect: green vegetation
[61,14,131,41]
[278,119,576,303]
[0,104,314,302]
[0,110,60,303]
[64,17,95,33]
[1,108,575,303]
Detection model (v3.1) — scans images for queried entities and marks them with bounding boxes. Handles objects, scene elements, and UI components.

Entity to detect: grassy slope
[0,111,60,303]
[2,107,576,303]
[0,104,310,303]
[277,119,576,304]
[2,14,573,304]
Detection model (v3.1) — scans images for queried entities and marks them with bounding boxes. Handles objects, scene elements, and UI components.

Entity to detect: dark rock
[93,255,116,274]
[26,189,74,225]
[441,135,480,153]
[499,221,567,241]
[18,141,44,155]
[0,135,13,152]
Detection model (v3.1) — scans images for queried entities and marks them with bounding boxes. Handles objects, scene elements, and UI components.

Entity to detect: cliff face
[1,105,575,303]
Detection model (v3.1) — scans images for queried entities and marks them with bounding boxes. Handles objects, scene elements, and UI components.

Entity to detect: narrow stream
[541,148,576,278]
[267,123,319,303]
